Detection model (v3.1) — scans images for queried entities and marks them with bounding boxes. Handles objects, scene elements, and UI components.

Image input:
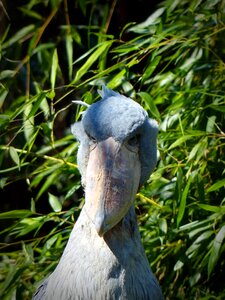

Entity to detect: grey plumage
[33,86,163,300]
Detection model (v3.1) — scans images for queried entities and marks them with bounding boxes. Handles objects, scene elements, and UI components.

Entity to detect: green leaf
[0,88,8,110]
[66,34,73,80]
[65,184,80,199]
[208,225,225,276]
[138,92,161,119]
[48,193,62,212]
[27,93,47,118]
[177,175,192,227]
[9,146,20,167]
[198,204,222,213]
[19,7,43,20]
[0,262,28,297]
[23,102,34,142]
[71,40,114,84]
[159,218,167,234]
[0,163,29,174]
[51,49,59,91]
[36,171,60,200]
[174,260,184,271]
[0,210,32,219]
[15,216,46,236]
[206,115,216,133]
[141,56,161,82]
[108,69,126,89]
[209,105,225,112]
[2,24,35,49]
[0,70,15,80]
[168,135,193,150]
[207,178,225,193]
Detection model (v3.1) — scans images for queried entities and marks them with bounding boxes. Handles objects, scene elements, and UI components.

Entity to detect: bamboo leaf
[208,225,225,276]
[9,146,20,167]
[15,216,46,236]
[50,49,59,91]
[48,193,62,212]
[71,40,114,84]
[27,93,47,118]
[36,171,60,200]
[108,69,126,89]
[2,24,35,49]
[0,210,32,219]
[23,102,34,142]
[138,92,161,119]
[168,135,193,150]
[198,204,222,213]
[207,179,225,193]
[141,56,161,82]
[0,70,15,80]
[0,89,8,110]
[66,34,73,81]
[177,176,192,227]
[159,218,167,234]
[65,184,80,199]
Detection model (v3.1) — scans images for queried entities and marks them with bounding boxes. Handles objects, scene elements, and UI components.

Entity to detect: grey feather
[32,278,48,300]
[34,208,163,300]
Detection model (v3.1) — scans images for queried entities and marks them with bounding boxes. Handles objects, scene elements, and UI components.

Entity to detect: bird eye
[89,135,97,143]
[85,131,97,144]
[126,135,139,151]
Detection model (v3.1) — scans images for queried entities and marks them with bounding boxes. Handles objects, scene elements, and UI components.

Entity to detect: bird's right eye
[89,135,97,143]
[86,131,97,144]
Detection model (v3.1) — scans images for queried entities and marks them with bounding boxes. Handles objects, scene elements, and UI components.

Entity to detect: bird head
[72,86,158,236]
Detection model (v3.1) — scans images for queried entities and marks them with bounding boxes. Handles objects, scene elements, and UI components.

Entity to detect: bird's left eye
[126,135,139,151]
[85,131,97,143]
[89,135,97,143]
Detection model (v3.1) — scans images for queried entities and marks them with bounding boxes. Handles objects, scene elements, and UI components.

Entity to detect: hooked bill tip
[93,214,107,237]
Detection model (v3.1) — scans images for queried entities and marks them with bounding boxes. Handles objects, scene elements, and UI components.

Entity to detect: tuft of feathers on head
[72,100,90,107]
[98,85,120,100]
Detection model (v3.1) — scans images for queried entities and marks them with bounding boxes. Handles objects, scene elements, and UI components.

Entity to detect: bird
[32,86,164,300]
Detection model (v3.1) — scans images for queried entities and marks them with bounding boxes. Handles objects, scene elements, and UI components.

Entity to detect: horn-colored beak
[84,137,141,236]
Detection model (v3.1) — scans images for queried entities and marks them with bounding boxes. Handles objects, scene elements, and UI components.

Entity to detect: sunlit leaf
[14,216,46,236]
[0,70,15,80]
[27,93,47,118]
[168,135,193,150]
[0,210,32,219]
[9,146,20,167]
[71,40,114,84]
[23,102,34,142]
[177,175,192,227]
[50,49,59,91]
[198,204,222,213]
[35,170,60,200]
[138,92,161,119]
[48,193,62,212]
[108,69,126,89]
[65,184,80,199]
[207,179,225,193]
[1,24,35,49]
[141,56,161,82]
[66,33,73,81]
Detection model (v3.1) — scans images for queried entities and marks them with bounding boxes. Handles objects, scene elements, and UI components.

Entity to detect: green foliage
[0,0,225,299]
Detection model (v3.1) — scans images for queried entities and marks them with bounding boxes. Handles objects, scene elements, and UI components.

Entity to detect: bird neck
[98,205,147,263]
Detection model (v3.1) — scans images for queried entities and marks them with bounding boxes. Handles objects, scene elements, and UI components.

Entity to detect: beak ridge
[84,137,141,236]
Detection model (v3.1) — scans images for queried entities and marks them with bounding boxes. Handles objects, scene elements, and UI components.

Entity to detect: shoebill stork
[33,86,164,300]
